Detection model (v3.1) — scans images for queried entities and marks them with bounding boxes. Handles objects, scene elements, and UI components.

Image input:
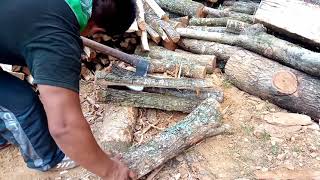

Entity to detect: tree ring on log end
[272,70,298,95]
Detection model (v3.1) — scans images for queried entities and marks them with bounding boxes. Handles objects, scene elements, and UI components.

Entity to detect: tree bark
[178,38,242,62]
[203,7,254,23]
[223,1,258,14]
[122,97,227,178]
[144,87,224,102]
[95,71,215,90]
[158,20,180,43]
[135,45,216,73]
[154,0,206,17]
[146,24,161,44]
[187,26,226,33]
[177,26,320,77]
[96,88,202,113]
[225,50,320,121]
[144,0,169,20]
[189,18,229,26]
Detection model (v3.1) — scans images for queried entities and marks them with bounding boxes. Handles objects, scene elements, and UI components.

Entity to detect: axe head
[127,59,150,91]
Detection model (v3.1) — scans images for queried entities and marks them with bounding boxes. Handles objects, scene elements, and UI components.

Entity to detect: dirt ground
[1,73,319,180]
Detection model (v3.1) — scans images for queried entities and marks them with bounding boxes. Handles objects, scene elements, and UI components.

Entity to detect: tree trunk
[96,88,202,113]
[154,0,206,17]
[122,97,227,178]
[178,38,242,61]
[135,45,216,73]
[95,71,215,90]
[255,0,320,47]
[177,26,320,77]
[225,50,320,121]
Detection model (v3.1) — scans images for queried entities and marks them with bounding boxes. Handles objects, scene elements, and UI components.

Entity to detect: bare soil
[1,74,319,180]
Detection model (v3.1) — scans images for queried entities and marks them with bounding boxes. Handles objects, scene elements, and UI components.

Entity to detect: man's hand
[103,156,136,180]
[37,85,134,178]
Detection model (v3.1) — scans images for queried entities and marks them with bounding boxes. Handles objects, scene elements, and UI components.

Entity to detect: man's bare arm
[38,85,134,179]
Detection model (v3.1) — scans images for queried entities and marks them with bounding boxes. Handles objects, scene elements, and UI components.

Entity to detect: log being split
[135,45,216,73]
[96,88,202,112]
[95,71,215,90]
[122,97,227,178]
[154,0,206,17]
[178,38,242,62]
[225,50,320,121]
[177,26,320,77]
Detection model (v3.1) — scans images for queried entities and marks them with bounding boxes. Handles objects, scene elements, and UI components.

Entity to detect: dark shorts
[0,70,64,171]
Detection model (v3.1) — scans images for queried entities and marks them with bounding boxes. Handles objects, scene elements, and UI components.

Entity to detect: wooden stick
[95,71,215,90]
[177,25,320,77]
[122,97,226,178]
[141,30,150,51]
[225,50,320,121]
[126,19,139,33]
[136,0,147,30]
[144,0,169,20]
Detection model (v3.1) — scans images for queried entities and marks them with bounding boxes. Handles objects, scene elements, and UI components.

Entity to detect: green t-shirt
[0,0,88,92]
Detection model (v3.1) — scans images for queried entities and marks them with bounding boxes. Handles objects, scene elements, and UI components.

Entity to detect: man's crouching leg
[0,71,65,171]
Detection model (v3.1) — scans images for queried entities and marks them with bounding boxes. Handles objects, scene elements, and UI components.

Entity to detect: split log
[178,38,242,62]
[146,24,161,44]
[144,0,169,20]
[95,71,215,90]
[145,11,170,42]
[158,20,180,43]
[140,30,150,51]
[136,0,146,30]
[161,39,177,51]
[127,20,139,33]
[154,0,206,17]
[225,51,320,121]
[255,0,320,47]
[226,19,250,34]
[177,26,320,77]
[122,97,226,178]
[101,105,138,154]
[135,45,216,73]
[147,58,207,78]
[187,26,226,33]
[144,87,224,102]
[96,88,201,112]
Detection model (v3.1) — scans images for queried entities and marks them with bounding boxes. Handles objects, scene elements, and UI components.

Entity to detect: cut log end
[272,71,298,95]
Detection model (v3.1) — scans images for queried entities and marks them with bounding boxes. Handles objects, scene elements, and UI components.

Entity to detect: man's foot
[50,156,78,171]
[0,143,11,151]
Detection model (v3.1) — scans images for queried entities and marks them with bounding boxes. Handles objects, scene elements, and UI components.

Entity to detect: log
[140,30,150,51]
[161,39,177,51]
[154,0,206,17]
[145,10,170,42]
[225,50,320,121]
[189,18,229,26]
[203,7,254,23]
[95,71,215,90]
[187,26,226,33]
[144,87,224,102]
[171,16,190,25]
[101,105,138,154]
[127,19,139,33]
[255,0,320,47]
[158,20,180,43]
[147,58,207,78]
[122,97,226,178]
[223,1,258,14]
[177,26,320,77]
[136,0,146,30]
[167,20,186,29]
[96,88,203,112]
[145,24,161,44]
[178,38,242,62]
[135,45,216,73]
[143,0,169,20]
[226,19,250,34]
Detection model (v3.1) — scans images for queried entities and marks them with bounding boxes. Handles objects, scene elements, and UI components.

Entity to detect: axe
[81,36,149,91]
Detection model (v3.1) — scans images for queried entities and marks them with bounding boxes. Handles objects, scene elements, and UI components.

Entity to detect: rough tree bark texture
[154,0,206,17]
[96,88,202,113]
[178,38,242,61]
[101,105,138,154]
[223,1,258,14]
[225,51,320,121]
[255,0,320,47]
[146,24,161,44]
[177,26,320,77]
[95,71,215,90]
[189,18,230,26]
[135,45,216,73]
[187,26,227,33]
[203,7,254,23]
[122,97,226,178]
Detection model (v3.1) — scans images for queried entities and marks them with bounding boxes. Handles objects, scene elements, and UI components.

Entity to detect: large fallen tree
[225,50,320,121]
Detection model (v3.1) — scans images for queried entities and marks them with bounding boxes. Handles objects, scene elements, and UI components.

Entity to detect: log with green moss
[154,0,206,17]
[122,97,227,178]
[177,25,320,77]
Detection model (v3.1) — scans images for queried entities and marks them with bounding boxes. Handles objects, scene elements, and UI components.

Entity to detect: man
[0,0,136,179]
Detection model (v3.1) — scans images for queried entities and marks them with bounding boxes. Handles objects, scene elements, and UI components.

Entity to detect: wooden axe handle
[81,36,140,67]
